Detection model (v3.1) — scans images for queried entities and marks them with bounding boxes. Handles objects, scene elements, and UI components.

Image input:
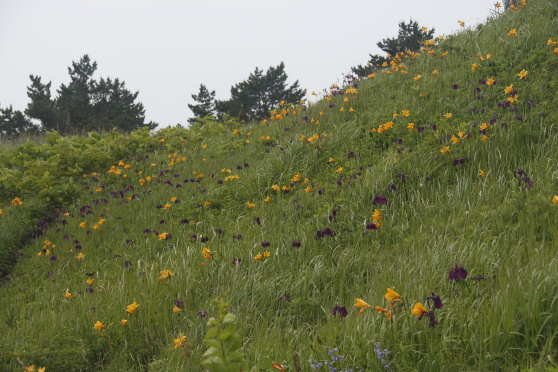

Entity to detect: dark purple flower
[332,306,348,317]
[197,310,208,318]
[143,228,152,233]
[426,293,443,309]
[373,194,388,205]
[430,123,437,131]
[329,103,335,108]
[427,311,438,327]
[452,84,459,90]
[180,219,189,224]
[261,240,270,248]
[86,288,94,294]
[75,245,82,250]
[50,256,57,261]
[448,264,468,281]
[318,188,324,195]
[417,126,424,133]
[292,240,301,248]
[160,219,166,224]
[156,204,163,209]
[348,151,355,158]
[233,234,242,240]
[253,217,261,225]
[395,138,402,145]
[125,260,132,268]
[539,112,546,118]
[190,234,197,241]
[201,236,209,243]
[175,298,185,309]
[278,295,291,302]
[173,199,181,204]
[244,163,250,168]
[366,223,378,230]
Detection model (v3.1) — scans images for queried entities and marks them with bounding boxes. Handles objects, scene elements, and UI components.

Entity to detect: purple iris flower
[448,264,468,281]
[332,306,348,317]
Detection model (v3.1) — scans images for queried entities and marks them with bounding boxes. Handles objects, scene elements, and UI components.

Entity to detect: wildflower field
[1,2,558,371]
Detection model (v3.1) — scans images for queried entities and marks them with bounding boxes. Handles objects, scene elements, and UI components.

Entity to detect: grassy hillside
[1,1,558,371]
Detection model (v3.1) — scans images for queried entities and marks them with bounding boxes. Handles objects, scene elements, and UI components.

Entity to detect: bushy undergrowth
[1,2,558,371]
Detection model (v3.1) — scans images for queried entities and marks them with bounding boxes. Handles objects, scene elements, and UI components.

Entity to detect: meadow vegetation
[1,1,558,371]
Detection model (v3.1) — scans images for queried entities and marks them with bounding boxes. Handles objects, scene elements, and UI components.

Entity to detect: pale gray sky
[0,0,498,128]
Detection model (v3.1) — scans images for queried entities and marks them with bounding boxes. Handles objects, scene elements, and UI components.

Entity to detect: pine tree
[187,84,216,124]
[0,105,35,136]
[25,55,157,134]
[25,75,60,132]
[352,19,435,76]
[216,62,304,122]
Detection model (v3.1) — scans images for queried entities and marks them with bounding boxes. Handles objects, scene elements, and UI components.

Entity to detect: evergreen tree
[0,105,35,136]
[25,75,60,132]
[25,55,157,134]
[216,62,304,122]
[187,84,216,124]
[352,19,435,76]
[90,77,157,132]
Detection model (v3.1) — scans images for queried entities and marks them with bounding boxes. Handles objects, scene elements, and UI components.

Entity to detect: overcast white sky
[0,0,499,128]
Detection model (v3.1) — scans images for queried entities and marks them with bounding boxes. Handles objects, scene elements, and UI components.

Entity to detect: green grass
[1,2,558,371]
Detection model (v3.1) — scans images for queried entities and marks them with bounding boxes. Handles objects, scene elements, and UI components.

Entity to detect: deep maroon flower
[261,240,270,248]
[395,138,402,145]
[329,103,335,108]
[173,199,181,203]
[388,184,397,191]
[448,264,468,281]
[332,306,348,317]
[244,163,250,168]
[318,188,324,195]
[143,228,152,233]
[237,165,243,170]
[201,236,209,243]
[75,245,82,250]
[190,234,197,241]
[197,310,208,318]
[478,79,486,86]
[373,194,388,205]
[253,217,261,225]
[417,126,425,133]
[348,151,355,158]
[156,204,163,209]
[163,180,173,186]
[430,123,437,131]
[452,84,459,90]
[366,223,378,230]
[292,240,301,248]
[160,219,166,224]
[125,260,132,268]
[426,293,443,309]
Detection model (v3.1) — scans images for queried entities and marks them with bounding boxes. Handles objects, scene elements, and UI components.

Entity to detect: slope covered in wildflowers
[1,1,558,371]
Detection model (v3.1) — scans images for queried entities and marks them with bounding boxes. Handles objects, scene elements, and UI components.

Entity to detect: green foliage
[352,18,435,76]
[201,297,248,372]
[0,104,37,136]
[25,55,158,134]
[215,62,304,122]
[188,84,217,124]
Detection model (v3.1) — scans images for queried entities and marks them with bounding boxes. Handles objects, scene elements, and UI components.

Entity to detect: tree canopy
[189,62,304,124]
[352,19,435,76]
[24,55,157,134]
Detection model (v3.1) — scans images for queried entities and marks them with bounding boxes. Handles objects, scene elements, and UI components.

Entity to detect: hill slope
[1,2,558,371]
